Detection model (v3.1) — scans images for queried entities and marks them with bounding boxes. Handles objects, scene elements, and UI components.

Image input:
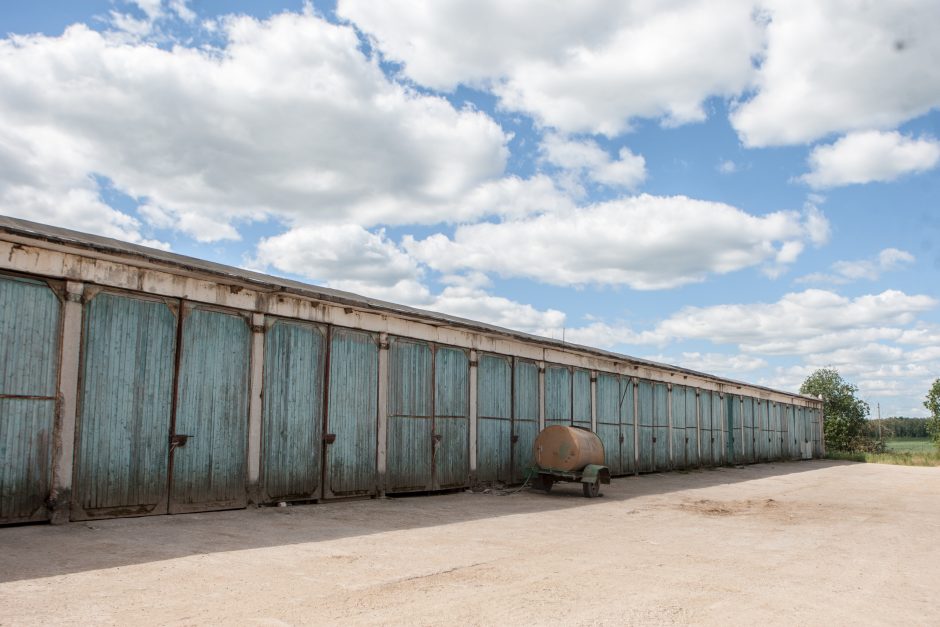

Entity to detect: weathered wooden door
[476,354,512,484]
[653,382,670,470]
[572,369,592,429]
[433,346,469,489]
[261,319,326,503]
[672,385,699,469]
[544,365,571,427]
[511,358,539,483]
[637,380,655,472]
[169,305,250,513]
[73,291,176,520]
[325,328,378,497]
[0,275,60,524]
[387,337,433,492]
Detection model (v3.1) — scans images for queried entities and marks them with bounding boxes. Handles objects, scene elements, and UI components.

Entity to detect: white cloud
[405,196,827,289]
[427,286,566,335]
[251,224,568,336]
[541,134,646,192]
[340,0,763,135]
[254,224,422,288]
[797,247,915,284]
[800,131,940,188]
[643,352,768,376]
[732,0,940,146]
[651,289,937,350]
[717,160,738,174]
[0,13,509,242]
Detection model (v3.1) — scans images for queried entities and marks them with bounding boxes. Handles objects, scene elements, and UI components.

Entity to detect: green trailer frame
[526,464,611,498]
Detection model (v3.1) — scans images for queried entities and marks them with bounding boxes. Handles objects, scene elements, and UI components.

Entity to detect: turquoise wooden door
[637,380,655,472]
[169,305,250,513]
[476,354,512,484]
[672,385,699,469]
[325,328,378,497]
[74,292,176,520]
[544,365,571,427]
[261,319,326,503]
[620,378,636,474]
[387,337,433,492]
[572,368,592,429]
[653,382,669,470]
[0,275,60,524]
[434,346,469,489]
[596,373,623,474]
[511,358,539,483]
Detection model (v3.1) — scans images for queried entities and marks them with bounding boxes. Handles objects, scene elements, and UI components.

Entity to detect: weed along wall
[0,216,825,525]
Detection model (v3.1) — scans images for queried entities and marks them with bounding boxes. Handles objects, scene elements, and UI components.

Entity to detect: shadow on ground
[0,460,853,583]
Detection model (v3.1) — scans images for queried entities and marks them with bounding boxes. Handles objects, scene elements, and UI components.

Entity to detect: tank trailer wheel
[583,478,600,498]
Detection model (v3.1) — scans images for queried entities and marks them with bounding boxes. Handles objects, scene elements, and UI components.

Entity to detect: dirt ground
[1,460,938,626]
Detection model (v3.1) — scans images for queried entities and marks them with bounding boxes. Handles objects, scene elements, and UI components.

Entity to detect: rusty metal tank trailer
[527,425,611,497]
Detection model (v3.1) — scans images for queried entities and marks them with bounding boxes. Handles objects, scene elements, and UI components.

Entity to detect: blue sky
[1,1,938,416]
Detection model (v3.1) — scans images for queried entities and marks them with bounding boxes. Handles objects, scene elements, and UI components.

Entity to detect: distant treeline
[866,417,929,439]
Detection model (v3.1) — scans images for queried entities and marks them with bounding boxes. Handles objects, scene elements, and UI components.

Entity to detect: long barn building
[0,216,824,525]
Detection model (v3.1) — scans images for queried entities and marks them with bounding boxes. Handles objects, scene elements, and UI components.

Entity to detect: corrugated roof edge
[0,214,820,403]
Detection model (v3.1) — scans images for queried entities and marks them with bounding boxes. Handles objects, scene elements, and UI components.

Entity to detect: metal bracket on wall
[169,433,193,452]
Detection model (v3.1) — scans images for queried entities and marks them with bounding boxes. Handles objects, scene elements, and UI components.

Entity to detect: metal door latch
[432,434,443,444]
[323,433,337,444]
[169,434,193,452]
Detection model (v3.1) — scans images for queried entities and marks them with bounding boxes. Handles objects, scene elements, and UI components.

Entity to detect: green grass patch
[827,441,940,467]
[884,438,936,453]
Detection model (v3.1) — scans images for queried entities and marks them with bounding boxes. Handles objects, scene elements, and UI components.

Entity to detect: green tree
[925,379,940,447]
[800,368,870,452]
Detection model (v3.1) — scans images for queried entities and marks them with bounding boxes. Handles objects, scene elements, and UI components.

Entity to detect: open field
[2,461,938,626]
[885,438,936,453]
[828,438,940,466]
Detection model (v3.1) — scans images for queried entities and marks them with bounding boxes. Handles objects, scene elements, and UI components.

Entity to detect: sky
[1,1,938,417]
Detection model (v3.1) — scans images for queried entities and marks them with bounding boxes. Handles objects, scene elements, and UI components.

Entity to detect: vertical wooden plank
[170,306,250,513]
[621,377,636,475]
[260,319,325,503]
[0,275,60,524]
[326,327,378,496]
[386,338,432,492]
[686,388,699,467]
[699,390,713,466]
[671,385,688,469]
[595,373,622,475]
[434,346,469,489]
[468,350,477,478]
[572,368,592,428]
[653,382,669,471]
[73,292,176,520]
[727,394,741,464]
[637,379,655,472]
[512,358,539,482]
[544,365,572,426]
[476,354,511,483]
[377,333,389,492]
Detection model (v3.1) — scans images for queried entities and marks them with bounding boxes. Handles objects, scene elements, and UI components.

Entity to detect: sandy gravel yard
[1,460,938,626]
